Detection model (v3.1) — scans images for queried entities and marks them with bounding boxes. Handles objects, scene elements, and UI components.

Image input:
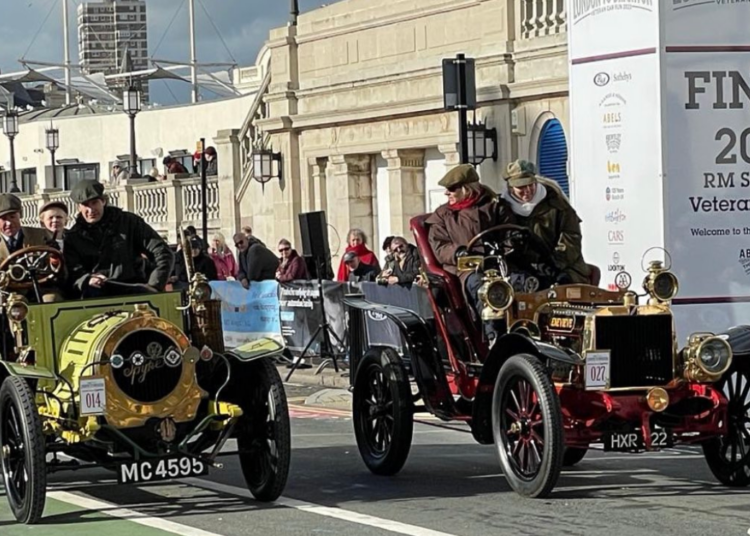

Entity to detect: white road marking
[183,478,460,536]
[47,491,223,536]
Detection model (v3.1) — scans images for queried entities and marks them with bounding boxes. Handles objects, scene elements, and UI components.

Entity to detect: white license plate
[117,456,209,484]
[585,351,610,390]
[80,377,106,416]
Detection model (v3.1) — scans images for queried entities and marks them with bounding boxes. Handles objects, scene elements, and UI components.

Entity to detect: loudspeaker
[299,211,330,260]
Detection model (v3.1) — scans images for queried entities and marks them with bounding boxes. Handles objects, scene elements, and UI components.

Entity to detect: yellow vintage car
[0,239,290,524]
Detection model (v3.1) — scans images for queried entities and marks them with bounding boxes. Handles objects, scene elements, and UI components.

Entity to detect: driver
[63,179,175,298]
[425,164,515,341]
[501,160,590,284]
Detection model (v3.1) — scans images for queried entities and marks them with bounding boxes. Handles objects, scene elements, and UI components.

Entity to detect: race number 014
[715,127,750,164]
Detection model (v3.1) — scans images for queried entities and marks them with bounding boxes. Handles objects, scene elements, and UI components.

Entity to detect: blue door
[537,118,569,197]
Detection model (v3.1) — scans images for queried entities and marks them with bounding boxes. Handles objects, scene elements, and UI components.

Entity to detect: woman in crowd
[275,238,309,282]
[209,231,237,281]
[336,228,380,282]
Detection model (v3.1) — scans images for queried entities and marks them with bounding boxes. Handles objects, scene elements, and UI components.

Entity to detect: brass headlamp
[683,333,733,382]
[477,270,514,321]
[643,260,679,302]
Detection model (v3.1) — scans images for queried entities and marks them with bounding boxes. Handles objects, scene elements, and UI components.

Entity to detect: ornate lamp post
[252,145,283,193]
[123,84,142,177]
[2,110,20,193]
[45,124,60,188]
[467,120,498,166]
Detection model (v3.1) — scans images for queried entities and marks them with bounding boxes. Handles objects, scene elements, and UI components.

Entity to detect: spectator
[110,161,130,186]
[39,200,69,250]
[192,150,202,174]
[241,224,266,247]
[209,231,237,280]
[147,167,161,182]
[163,155,188,175]
[184,225,206,252]
[343,251,378,283]
[382,235,395,266]
[234,232,278,288]
[380,236,420,286]
[174,235,218,287]
[204,146,218,176]
[336,228,380,282]
[275,238,308,282]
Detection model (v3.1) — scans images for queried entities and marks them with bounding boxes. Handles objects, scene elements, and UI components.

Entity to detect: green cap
[503,159,539,188]
[70,179,105,204]
[0,193,22,218]
[438,164,480,189]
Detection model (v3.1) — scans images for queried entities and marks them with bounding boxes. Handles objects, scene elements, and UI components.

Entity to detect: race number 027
[715,127,750,164]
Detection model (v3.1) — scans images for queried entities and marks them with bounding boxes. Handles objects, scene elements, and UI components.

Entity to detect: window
[139,158,156,176]
[63,164,99,191]
[0,169,36,194]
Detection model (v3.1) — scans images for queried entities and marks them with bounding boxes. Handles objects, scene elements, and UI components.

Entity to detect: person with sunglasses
[233,232,279,289]
[425,164,515,341]
[377,236,420,286]
[275,238,309,282]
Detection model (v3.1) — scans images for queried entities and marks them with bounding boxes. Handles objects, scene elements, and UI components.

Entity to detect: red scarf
[337,244,379,281]
[448,192,480,211]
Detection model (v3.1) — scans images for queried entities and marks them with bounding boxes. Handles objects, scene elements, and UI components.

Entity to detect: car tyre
[237,359,291,502]
[492,353,563,498]
[702,361,750,487]
[0,377,46,524]
[353,348,413,476]
[562,448,588,467]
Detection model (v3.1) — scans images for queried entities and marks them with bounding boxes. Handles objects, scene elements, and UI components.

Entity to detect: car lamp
[7,296,28,323]
[643,261,679,302]
[478,276,514,321]
[683,333,733,382]
[646,387,669,412]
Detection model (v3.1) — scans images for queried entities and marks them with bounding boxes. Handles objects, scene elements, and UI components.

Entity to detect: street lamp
[123,84,142,177]
[467,120,498,165]
[45,124,60,189]
[2,110,20,193]
[442,53,477,165]
[252,147,282,193]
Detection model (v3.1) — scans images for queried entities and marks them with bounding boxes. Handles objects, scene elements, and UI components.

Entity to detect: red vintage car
[344,219,750,497]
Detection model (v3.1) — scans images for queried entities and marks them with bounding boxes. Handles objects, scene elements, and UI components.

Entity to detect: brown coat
[425,186,515,279]
[0,226,53,264]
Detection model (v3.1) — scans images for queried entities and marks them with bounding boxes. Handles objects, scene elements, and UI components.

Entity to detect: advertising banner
[209,280,282,348]
[278,281,349,356]
[663,1,750,337]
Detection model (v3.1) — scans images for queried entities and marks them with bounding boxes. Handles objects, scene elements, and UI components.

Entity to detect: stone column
[382,149,426,239]
[328,154,373,261]
[213,128,242,240]
[308,157,328,213]
[438,143,461,172]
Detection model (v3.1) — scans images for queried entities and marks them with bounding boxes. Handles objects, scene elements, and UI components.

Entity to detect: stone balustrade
[19,176,221,244]
[519,0,566,39]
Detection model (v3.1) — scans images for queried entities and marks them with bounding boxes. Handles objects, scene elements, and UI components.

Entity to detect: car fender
[719,325,750,358]
[470,333,581,445]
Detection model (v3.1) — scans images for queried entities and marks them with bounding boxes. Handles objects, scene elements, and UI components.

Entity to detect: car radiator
[594,314,674,388]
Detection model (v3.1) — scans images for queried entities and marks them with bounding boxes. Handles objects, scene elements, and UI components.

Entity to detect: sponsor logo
[608,251,625,272]
[607,160,622,178]
[367,311,388,322]
[604,208,627,223]
[594,72,611,86]
[672,0,746,10]
[608,230,625,245]
[739,249,750,276]
[572,0,654,24]
[606,133,622,153]
[612,71,632,83]
[606,187,625,201]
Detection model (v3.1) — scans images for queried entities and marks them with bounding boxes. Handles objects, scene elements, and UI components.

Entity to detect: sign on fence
[209,280,282,348]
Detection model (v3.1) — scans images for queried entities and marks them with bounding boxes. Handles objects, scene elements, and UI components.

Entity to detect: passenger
[425,164,515,342]
[63,179,175,298]
[39,200,69,251]
[501,160,590,284]
[0,194,53,261]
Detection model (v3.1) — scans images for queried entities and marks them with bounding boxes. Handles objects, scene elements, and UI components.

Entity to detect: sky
[0,0,332,105]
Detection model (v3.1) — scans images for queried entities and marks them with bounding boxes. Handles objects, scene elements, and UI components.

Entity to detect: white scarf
[506,183,547,217]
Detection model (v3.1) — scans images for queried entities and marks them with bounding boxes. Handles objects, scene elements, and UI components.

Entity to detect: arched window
[536,118,569,197]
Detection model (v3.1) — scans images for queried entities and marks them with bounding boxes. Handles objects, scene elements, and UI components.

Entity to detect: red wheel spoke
[506,408,520,422]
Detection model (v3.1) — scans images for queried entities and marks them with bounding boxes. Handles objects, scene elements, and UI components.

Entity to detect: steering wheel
[466,224,553,260]
[0,246,64,290]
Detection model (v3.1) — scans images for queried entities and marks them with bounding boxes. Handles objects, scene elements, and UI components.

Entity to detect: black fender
[470,333,582,445]
[719,325,750,358]
[342,295,459,420]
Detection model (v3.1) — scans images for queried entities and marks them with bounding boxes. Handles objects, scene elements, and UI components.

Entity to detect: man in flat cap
[39,200,69,251]
[425,164,515,342]
[502,159,590,284]
[63,179,174,298]
[0,193,53,264]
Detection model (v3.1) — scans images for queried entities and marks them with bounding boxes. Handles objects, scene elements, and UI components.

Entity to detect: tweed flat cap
[0,194,22,218]
[438,164,480,189]
[504,159,540,188]
[70,179,105,204]
[40,200,69,215]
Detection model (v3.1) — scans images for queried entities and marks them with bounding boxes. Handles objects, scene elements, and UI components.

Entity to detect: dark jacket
[276,251,309,282]
[167,161,188,174]
[507,179,590,284]
[237,238,278,282]
[64,206,175,292]
[175,251,218,282]
[388,244,421,285]
[348,262,378,283]
[425,186,515,280]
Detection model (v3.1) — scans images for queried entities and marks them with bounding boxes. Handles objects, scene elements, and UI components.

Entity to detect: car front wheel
[492,353,563,498]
